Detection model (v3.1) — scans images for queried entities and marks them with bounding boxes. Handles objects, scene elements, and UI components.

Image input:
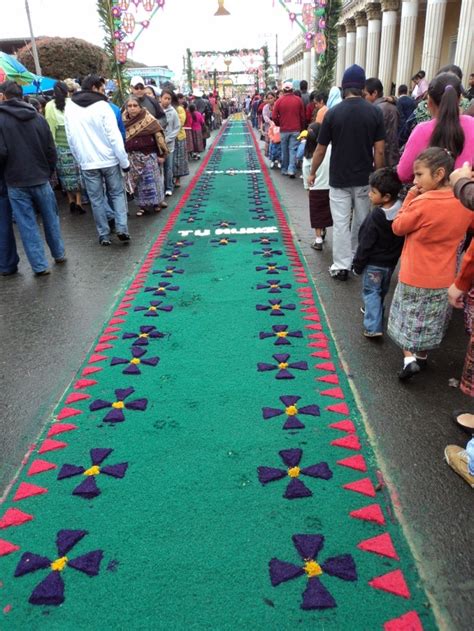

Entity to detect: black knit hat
[341,64,366,90]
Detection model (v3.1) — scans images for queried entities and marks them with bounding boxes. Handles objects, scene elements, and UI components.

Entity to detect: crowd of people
[0,75,228,259]
[253,64,473,488]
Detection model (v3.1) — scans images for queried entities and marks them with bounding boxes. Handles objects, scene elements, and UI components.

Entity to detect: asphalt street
[0,127,472,629]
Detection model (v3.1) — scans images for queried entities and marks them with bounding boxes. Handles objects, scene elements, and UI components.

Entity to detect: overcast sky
[3,0,299,77]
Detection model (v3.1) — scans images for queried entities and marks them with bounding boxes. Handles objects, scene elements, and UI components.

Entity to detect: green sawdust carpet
[0,119,436,630]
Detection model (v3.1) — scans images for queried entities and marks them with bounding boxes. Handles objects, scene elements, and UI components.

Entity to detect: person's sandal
[452,411,474,433]
[136,209,146,216]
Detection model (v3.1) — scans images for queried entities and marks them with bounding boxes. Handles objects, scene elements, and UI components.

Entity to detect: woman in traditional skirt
[387,148,474,381]
[45,81,83,213]
[188,103,205,160]
[122,97,169,216]
[173,94,190,188]
[302,123,332,251]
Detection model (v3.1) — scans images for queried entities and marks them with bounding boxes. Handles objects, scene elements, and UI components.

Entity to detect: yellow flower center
[176,242,184,246]
[130,358,140,365]
[271,304,281,310]
[158,287,165,292]
[149,306,157,311]
[83,465,100,476]
[138,333,149,338]
[287,466,300,478]
[285,405,298,416]
[171,255,178,259]
[278,362,289,369]
[112,401,125,409]
[276,331,288,338]
[268,266,276,270]
[304,560,323,578]
[270,284,278,288]
[220,239,228,245]
[167,270,174,274]
[51,556,68,572]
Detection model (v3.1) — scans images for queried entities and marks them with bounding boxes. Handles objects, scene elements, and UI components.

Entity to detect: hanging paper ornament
[118,0,130,9]
[127,42,136,50]
[111,7,122,18]
[122,12,136,33]
[318,18,326,29]
[305,32,314,49]
[143,0,155,10]
[314,32,326,54]
[131,0,141,8]
[289,12,297,22]
[302,3,314,26]
[157,0,165,7]
[141,20,150,27]
[115,42,128,63]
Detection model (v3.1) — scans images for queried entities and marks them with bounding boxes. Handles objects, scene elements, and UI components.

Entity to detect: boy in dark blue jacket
[352,168,404,338]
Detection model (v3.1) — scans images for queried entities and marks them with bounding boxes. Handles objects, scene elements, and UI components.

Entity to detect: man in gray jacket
[160,89,181,197]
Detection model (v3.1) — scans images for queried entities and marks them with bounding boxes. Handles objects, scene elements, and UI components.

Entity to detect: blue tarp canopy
[22,76,57,94]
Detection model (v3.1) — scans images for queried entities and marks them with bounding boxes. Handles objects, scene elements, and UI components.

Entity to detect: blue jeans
[81,165,128,238]
[280,131,299,175]
[8,182,64,273]
[362,265,394,333]
[0,176,19,273]
[163,151,174,193]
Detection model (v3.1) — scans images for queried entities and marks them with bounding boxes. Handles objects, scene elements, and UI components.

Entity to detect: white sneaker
[165,190,172,197]
[270,161,275,169]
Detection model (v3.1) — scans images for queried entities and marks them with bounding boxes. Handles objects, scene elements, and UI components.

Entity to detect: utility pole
[25,0,42,76]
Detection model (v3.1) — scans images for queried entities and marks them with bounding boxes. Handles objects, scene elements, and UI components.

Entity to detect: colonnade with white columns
[336,0,472,95]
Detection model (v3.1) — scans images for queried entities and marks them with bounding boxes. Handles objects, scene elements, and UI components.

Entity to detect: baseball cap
[283,81,293,91]
[130,76,145,88]
[297,130,308,141]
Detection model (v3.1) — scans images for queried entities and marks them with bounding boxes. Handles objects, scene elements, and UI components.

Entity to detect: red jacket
[272,93,305,133]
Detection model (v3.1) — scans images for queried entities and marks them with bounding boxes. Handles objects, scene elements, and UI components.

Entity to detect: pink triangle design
[82,366,102,376]
[337,454,368,472]
[38,438,67,454]
[27,459,58,476]
[317,374,339,385]
[350,504,386,525]
[357,533,399,560]
[13,482,48,502]
[0,539,20,556]
[311,350,331,359]
[330,419,356,433]
[369,569,411,599]
[315,362,336,372]
[109,317,125,325]
[326,402,350,415]
[88,354,108,364]
[47,423,77,438]
[331,435,361,450]
[309,340,328,349]
[383,611,423,631]
[65,392,90,404]
[0,508,33,529]
[321,387,345,399]
[56,407,82,420]
[95,343,113,352]
[343,477,377,497]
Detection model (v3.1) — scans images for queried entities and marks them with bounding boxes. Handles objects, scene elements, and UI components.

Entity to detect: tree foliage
[96,0,128,104]
[315,0,341,92]
[17,37,107,79]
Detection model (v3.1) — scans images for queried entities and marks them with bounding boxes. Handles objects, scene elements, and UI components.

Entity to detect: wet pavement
[1,128,472,629]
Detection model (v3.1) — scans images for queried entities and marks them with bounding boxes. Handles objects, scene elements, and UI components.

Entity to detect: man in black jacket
[0,81,65,276]
[352,168,404,338]
[0,82,19,275]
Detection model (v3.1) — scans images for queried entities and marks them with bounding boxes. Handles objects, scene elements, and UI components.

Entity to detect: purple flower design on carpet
[122,325,165,346]
[259,325,303,346]
[256,263,288,275]
[252,237,278,245]
[269,534,357,610]
[152,266,185,278]
[182,216,201,224]
[252,214,271,222]
[253,248,283,258]
[144,282,180,297]
[57,448,128,499]
[160,250,189,262]
[257,354,308,379]
[262,396,320,430]
[258,449,332,499]
[256,281,292,294]
[256,299,296,317]
[110,347,160,375]
[134,300,173,317]
[14,530,103,606]
[168,240,194,248]
[89,387,148,423]
[213,221,236,228]
[210,238,237,246]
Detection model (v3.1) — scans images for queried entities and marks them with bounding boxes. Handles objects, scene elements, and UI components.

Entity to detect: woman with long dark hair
[45,81,83,213]
[398,72,474,182]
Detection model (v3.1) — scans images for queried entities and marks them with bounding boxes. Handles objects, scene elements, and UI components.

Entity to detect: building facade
[336,0,473,94]
[281,33,318,85]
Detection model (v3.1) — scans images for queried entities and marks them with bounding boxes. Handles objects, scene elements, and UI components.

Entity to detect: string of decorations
[275,0,328,56]
[110,0,166,64]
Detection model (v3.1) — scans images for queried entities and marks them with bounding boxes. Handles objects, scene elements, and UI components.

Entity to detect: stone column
[365,3,382,78]
[454,0,473,79]
[421,0,447,80]
[344,18,356,68]
[355,11,368,69]
[378,0,399,95]
[310,49,318,87]
[336,24,346,86]
[396,0,419,88]
[304,50,312,85]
